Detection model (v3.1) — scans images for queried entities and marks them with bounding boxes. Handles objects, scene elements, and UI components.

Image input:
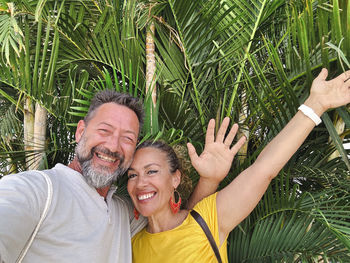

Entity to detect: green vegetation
[0,0,349,261]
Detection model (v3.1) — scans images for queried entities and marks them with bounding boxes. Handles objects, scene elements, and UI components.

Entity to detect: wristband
[298,104,322,126]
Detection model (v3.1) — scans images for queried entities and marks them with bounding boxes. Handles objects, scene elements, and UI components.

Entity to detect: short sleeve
[192,193,219,242]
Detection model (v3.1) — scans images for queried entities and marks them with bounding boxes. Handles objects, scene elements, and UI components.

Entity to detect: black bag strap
[190,210,222,263]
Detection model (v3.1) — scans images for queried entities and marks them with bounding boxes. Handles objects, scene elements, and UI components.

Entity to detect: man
[0,91,148,262]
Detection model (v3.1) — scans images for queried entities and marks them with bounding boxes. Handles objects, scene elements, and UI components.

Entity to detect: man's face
[75,103,140,189]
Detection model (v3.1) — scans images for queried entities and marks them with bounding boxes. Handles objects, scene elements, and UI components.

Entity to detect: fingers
[206,118,246,150]
[205,119,216,145]
[339,70,350,82]
[344,78,350,101]
[317,68,350,83]
[316,68,328,81]
[216,117,230,143]
[187,142,198,164]
[223,123,239,146]
[230,136,246,155]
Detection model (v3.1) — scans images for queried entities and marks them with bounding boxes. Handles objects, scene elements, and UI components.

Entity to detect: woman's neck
[147,209,189,233]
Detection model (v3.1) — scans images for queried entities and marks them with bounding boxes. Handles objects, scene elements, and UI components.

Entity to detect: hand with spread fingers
[304,68,350,116]
[187,117,246,184]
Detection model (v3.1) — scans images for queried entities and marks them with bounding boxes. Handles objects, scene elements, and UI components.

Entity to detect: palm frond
[229,173,350,262]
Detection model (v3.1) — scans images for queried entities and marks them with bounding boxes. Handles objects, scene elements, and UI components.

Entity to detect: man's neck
[68,157,110,199]
[96,186,110,199]
[68,157,82,173]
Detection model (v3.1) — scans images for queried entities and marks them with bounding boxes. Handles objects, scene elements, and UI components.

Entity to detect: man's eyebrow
[124,130,137,137]
[98,122,113,128]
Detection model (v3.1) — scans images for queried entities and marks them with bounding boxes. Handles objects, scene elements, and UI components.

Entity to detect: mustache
[78,145,125,164]
[93,146,124,162]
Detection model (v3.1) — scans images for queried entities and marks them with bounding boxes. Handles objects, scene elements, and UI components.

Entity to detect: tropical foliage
[0,0,349,261]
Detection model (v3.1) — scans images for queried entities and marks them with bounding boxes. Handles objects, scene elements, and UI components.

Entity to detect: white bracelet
[298,104,322,126]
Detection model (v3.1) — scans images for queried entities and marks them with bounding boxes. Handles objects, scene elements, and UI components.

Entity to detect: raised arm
[186,118,246,209]
[216,68,350,245]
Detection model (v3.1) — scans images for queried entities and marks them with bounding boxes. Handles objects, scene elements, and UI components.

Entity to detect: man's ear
[172,170,181,189]
[75,120,86,143]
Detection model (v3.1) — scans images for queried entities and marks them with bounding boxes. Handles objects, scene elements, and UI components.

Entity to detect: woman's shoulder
[191,192,218,226]
[193,192,218,212]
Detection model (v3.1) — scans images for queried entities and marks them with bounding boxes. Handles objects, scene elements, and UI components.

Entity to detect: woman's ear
[75,120,86,143]
[172,170,181,189]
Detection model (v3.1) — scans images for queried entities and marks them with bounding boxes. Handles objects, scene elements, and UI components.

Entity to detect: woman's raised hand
[304,68,350,115]
[187,117,246,184]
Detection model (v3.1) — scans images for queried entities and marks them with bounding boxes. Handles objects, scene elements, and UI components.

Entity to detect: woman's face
[127,147,180,217]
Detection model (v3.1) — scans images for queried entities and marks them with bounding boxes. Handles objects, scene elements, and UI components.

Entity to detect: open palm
[187,117,246,183]
[306,68,350,114]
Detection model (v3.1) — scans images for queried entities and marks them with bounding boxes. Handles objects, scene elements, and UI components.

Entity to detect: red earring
[133,208,140,220]
[169,189,182,214]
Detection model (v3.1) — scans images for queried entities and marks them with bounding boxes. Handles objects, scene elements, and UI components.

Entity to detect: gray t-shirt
[0,164,146,263]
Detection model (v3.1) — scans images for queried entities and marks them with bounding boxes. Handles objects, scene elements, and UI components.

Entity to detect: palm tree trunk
[238,92,249,163]
[145,21,157,132]
[24,96,34,169]
[145,21,157,107]
[33,102,47,169]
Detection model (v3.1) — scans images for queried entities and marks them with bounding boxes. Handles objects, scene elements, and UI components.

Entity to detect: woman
[127,69,350,263]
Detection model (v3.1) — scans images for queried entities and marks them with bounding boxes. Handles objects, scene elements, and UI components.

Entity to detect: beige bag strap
[16,171,53,263]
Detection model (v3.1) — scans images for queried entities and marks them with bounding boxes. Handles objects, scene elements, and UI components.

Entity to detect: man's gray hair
[85,89,144,130]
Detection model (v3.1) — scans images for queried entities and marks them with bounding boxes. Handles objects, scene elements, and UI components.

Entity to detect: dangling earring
[133,207,140,220]
[169,189,182,214]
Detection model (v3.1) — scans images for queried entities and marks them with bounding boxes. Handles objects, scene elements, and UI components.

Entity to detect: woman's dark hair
[137,140,193,208]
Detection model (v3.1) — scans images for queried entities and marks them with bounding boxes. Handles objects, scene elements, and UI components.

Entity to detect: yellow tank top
[131,193,228,263]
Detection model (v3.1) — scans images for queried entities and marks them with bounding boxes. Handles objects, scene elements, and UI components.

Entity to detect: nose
[135,174,148,188]
[106,134,122,153]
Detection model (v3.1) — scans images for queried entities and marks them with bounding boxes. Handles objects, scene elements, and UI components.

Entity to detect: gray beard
[79,158,126,189]
[75,137,127,189]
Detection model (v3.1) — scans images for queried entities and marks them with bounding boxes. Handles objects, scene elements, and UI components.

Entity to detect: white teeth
[97,153,117,163]
[138,193,155,201]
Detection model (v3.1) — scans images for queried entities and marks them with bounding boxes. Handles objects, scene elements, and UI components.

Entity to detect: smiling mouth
[96,152,118,163]
[138,192,156,201]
